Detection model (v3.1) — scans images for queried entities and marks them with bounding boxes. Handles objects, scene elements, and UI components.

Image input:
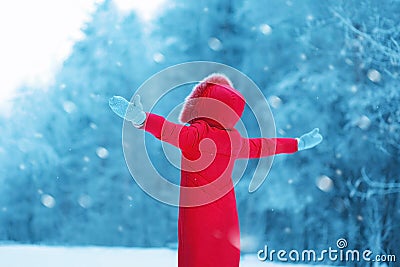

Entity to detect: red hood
[179,74,245,129]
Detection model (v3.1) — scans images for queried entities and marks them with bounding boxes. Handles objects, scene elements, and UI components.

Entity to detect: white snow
[40,194,56,209]
[153,52,166,63]
[63,101,77,114]
[96,147,109,159]
[316,175,334,192]
[268,95,282,109]
[367,69,382,83]
[259,24,272,35]
[0,245,334,267]
[356,115,372,130]
[78,195,92,209]
[208,37,223,51]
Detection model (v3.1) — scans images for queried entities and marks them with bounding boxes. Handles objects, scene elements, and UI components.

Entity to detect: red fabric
[142,81,298,267]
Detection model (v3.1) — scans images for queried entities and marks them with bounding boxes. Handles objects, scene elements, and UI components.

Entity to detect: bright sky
[0,0,165,115]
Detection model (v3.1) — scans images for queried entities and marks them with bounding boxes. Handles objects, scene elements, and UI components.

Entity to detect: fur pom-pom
[202,73,233,88]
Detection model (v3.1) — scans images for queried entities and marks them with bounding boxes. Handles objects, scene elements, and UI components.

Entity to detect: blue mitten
[297,128,323,151]
[109,95,146,126]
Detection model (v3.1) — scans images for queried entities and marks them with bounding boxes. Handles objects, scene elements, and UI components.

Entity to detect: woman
[109,73,322,267]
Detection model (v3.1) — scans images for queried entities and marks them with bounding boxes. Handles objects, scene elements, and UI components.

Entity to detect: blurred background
[0,0,399,266]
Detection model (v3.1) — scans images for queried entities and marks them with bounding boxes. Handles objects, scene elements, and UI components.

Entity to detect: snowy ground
[0,245,333,267]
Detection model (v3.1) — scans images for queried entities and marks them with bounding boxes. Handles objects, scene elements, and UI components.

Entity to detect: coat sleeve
[141,112,199,150]
[237,137,298,159]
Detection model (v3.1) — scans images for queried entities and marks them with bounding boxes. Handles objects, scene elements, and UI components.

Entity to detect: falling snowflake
[268,95,282,109]
[356,115,371,130]
[89,122,98,130]
[345,58,354,65]
[78,195,92,209]
[96,146,109,159]
[208,37,222,51]
[41,194,56,208]
[284,227,291,233]
[367,69,381,83]
[259,24,272,35]
[153,52,165,63]
[316,175,334,192]
[63,101,77,113]
[34,132,43,139]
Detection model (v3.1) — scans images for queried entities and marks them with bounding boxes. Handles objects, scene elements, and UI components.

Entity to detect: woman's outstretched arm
[237,128,323,158]
[237,137,298,159]
[109,95,199,149]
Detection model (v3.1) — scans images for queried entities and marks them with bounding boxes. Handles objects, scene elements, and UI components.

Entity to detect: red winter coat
[142,74,298,267]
